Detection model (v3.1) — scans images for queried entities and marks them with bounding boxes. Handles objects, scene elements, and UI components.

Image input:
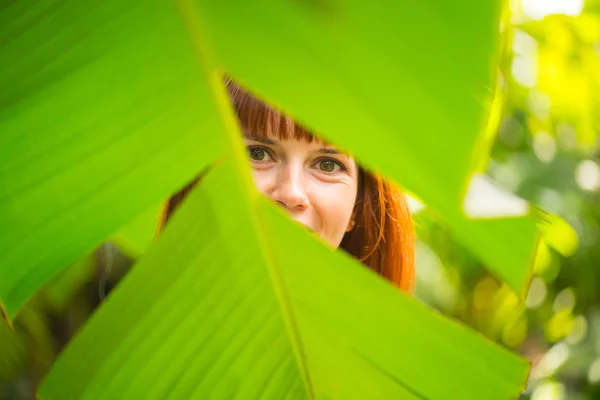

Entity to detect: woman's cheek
[315,184,356,242]
[251,168,275,195]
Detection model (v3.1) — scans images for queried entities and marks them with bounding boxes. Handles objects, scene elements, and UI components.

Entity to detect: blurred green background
[414,1,600,399]
[1,1,599,399]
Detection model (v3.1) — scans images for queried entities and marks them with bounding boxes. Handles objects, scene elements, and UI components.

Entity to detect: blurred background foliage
[415,0,600,399]
[1,0,599,399]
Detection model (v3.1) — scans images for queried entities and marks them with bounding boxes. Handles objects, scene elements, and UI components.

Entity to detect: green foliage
[0,0,544,398]
[413,2,600,398]
[0,0,228,319]
[111,203,164,258]
[39,160,529,399]
[195,0,538,294]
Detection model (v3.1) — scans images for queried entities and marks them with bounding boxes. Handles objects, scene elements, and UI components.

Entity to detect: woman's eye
[317,159,342,173]
[248,147,270,162]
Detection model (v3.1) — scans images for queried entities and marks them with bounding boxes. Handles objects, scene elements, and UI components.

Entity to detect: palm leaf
[40,157,529,399]
[0,0,227,319]
[195,0,538,294]
[0,0,535,398]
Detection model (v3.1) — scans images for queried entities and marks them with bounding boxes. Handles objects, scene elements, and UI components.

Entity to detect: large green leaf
[0,0,537,324]
[110,202,164,258]
[442,210,538,296]
[197,0,492,210]
[0,0,227,320]
[195,0,538,293]
[1,0,534,397]
[40,159,529,399]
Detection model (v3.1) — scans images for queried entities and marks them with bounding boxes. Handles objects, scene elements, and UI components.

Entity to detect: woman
[160,79,416,292]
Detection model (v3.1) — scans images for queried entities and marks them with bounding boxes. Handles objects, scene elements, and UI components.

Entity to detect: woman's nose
[270,165,309,212]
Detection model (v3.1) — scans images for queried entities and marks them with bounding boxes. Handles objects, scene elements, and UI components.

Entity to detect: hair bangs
[226,79,317,143]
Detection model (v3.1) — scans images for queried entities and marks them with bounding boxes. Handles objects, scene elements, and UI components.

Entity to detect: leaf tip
[0,302,13,330]
[516,358,533,398]
[518,232,544,301]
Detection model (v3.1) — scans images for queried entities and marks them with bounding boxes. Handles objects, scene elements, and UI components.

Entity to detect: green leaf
[0,318,25,382]
[198,0,494,210]
[444,211,539,297]
[262,198,530,399]
[3,0,535,398]
[195,0,538,293]
[40,160,529,399]
[39,160,307,400]
[0,0,228,320]
[44,253,96,311]
[110,202,164,258]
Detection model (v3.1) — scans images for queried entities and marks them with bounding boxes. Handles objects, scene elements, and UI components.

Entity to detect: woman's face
[244,134,359,248]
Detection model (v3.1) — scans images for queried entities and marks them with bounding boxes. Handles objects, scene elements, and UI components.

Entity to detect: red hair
[159,80,415,292]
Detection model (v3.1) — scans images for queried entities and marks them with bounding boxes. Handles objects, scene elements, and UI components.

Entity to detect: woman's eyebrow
[244,134,278,145]
[316,148,341,155]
